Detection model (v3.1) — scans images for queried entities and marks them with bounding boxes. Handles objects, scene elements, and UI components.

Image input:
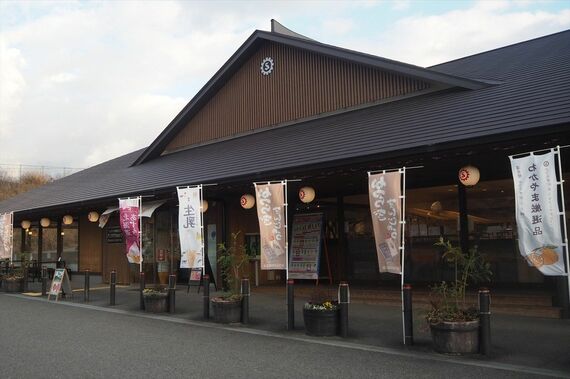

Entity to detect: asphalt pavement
[1,282,569,378]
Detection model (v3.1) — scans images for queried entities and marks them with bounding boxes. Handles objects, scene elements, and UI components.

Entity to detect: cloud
[355,1,570,67]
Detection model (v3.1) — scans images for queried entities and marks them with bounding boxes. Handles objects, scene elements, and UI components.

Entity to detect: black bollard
[287,279,295,330]
[479,288,491,355]
[84,269,90,302]
[110,270,116,306]
[203,274,210,319]
[139,272,145,310]
[339,282,350,338]
[168,274,176,313]
[403,284,414,345]
[241,278,250,324]
[41,267,47,296]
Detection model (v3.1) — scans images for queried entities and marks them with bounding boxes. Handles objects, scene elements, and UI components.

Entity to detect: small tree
[427,238,492,323]
[217,232,248,299]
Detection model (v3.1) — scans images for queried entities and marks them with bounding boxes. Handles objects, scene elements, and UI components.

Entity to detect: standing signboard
[288,213,323,280]
[48,268,73,301]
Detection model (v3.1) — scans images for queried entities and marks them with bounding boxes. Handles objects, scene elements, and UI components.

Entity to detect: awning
[98,200,167,228]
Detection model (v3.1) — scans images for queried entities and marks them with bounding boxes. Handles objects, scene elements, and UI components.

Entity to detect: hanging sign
[177,186,203,269]
[119,198,141,264]
[369,172,402,274]
[255,183,286,270]
[288,213,323,280]
[510,150,566,275]
[47,268,73,301]
[0,212,13,260]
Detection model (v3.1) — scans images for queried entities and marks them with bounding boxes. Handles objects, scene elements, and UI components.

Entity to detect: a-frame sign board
[47,268,73,301]
[187,253,217,293]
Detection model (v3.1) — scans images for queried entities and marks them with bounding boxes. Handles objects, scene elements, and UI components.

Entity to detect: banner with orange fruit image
[510,149,567,276]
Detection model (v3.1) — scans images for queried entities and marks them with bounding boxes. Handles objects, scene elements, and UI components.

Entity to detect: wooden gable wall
[165,41,431,153]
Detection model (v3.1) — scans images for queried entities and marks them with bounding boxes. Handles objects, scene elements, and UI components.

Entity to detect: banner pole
[200,184,205,277]
[139,196,143,274]
[284,180,289,281]
[555,146,570,306]
[400,167,407,344]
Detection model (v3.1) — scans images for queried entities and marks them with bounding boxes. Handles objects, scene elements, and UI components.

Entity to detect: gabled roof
[133,27,491,165]
[1,29,569,215]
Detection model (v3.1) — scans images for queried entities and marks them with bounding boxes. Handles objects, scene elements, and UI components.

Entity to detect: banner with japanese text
[369,172,402,274]
[119,198,141,264]
[0,212,13,260]
[177,187,203,269]
[510,150,566,275]
[255,183,286,270]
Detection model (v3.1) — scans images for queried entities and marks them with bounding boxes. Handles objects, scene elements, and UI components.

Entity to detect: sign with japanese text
[369,172,402,274]
[119,198,141,264]
[48,268,73,301]
[255,183,286,270]
[510,150,566,275]
[0,212,13,260]
[177,187,203,269]
[288,213,323,280]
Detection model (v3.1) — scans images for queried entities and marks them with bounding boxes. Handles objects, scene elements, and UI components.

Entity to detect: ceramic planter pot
[3,278,24,293]
[303,307,339,336]
[211,297,242,323]
[143,293,168,313]
[430,320,479,354]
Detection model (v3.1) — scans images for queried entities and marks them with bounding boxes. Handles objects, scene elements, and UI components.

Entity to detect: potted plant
[211,232,248,323]
[303,289,340,337]
[142,287,168,313]
[427,238,492,354]
[2,270,25,293]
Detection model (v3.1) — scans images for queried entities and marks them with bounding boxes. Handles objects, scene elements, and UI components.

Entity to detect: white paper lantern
[299,186,316,203]
[88,211,100,222]
[21,220,31,230]
[63,215,74,225]
[240,194,255,209]
[201,200,209,213]
[458,165,480,186]
[40,218,51,228]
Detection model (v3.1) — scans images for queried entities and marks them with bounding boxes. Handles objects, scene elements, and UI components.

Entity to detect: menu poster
[288,213,324,280]
[48,268,73,301]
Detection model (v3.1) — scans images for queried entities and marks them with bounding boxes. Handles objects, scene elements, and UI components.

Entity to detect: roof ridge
[430,29,570,69]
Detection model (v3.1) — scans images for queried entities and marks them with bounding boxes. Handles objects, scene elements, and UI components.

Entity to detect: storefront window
[62,221,79,271]
[406,184,459,282]
[42,227,58,268]
[16,224,39,264]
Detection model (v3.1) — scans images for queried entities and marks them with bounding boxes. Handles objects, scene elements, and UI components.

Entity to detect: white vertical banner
[0,212,13,261]
[255,182,287,270]
[510,149,567,276]
[368,171,403,274]
[177,186,204,269]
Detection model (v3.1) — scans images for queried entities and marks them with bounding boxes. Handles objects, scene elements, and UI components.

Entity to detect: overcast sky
[1,0,569,171]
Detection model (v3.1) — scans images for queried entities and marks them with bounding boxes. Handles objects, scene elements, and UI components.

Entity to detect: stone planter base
[303,308,339,336]
[3,279,24,293]
[211,297,242,323]
[143,294,168,313]
[430,320,480,354]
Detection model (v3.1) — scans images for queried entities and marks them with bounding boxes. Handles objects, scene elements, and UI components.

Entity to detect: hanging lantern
[240,194,255,209]
[62,215,74,225]
[87,211,99,222]
[21,220,31,230]
[299,186,316,203]
[430,201,443,214]
[458,165,480,186]
[201,200,209,213]
[40,218,51,228]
